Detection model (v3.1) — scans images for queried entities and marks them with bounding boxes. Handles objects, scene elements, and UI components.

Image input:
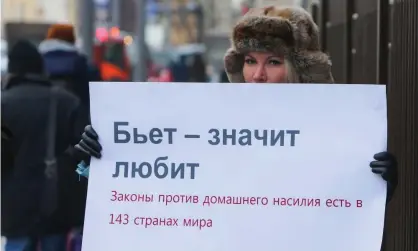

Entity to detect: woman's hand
[74,125,102,159]
[370,151,398,200]
[370,152,397,180]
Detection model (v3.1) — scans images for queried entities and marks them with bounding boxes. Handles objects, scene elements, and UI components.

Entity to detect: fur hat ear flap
[224,48,246,83]
[292,50,334,83]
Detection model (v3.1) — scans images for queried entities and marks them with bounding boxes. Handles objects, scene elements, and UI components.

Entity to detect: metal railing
[312,0,418,250]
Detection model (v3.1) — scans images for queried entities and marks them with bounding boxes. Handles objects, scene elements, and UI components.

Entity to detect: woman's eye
[245,58,256,64]
[268,59,282,65]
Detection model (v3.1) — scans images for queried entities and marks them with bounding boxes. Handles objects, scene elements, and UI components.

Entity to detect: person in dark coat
[2,123,14,176]
[38,24,101,112]
[1,39,88,251]
[169,55,190,82]
[188,54,207,82]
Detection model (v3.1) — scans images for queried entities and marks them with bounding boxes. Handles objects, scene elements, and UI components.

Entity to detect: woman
[74,5,397,198]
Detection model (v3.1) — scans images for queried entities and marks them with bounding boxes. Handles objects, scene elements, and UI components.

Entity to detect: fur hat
[47,24,76,44]
[224,5,334,83]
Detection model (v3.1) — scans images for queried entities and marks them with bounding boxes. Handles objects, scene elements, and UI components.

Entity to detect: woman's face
[242,52,287,83]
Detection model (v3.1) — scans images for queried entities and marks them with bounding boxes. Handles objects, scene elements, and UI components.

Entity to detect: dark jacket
[2,123,14,174]
[1,75,88,238]
[220,70,230,83]
[39,39,99,110]
[169,55,190,82]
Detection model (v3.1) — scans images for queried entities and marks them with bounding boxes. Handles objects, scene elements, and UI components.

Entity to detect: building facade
[1,0,76,38]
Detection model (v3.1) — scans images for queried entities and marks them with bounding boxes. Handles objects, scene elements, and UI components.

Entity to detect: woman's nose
[253,65,267,82]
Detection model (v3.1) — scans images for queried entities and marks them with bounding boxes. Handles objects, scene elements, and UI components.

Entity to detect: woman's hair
[284,59,300,83]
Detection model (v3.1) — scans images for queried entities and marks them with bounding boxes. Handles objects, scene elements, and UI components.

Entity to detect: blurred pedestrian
[38,24,101,113]
[169,55,189,82]
[188,54,207,82]
[1,39,88,251]
[2,122,14,176]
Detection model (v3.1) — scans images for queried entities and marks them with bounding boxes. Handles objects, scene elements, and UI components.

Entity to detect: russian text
[110,191,154,202]
[109,192,364,210]
[272,197,321,207]
[158,194,199,205]
[109,215,213,230]
[325,199,352,208]
[114,122,177,144]
[202,196,269,206]
[208,129,300,146]
[183,218,213,229]
[135,217,179,228]
[113,158,199,179]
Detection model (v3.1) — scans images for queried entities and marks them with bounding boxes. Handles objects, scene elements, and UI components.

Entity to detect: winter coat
[1,74,89,238]
[39,39,100,110]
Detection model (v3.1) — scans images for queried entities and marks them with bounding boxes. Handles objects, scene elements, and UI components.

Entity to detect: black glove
[370,151,398,200]
[74,125,102,160]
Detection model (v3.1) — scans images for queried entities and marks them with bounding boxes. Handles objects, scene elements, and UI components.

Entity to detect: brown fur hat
[224,5,334,83]
[46,24,76,44]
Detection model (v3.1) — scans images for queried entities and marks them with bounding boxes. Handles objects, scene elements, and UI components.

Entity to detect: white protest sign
[82,82,387,251]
